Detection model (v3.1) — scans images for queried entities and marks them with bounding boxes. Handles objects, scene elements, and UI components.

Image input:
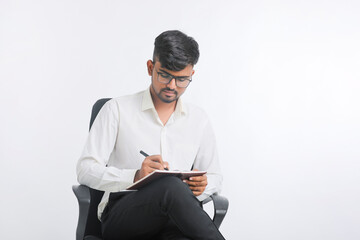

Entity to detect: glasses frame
[156,71,192,88]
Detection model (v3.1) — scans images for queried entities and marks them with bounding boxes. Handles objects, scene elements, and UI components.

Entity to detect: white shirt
[76,88,222,219]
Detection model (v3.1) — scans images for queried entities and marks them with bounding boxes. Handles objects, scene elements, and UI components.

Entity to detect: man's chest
[111,114,202,170]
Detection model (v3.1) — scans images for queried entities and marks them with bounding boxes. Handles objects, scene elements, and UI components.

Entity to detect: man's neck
[150,87,177,125]
[150,87,177,113]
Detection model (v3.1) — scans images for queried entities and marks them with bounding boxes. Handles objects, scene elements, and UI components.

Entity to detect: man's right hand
[134,155,169,182]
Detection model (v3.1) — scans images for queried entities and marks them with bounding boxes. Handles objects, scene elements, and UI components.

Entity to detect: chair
[73,98,229,240]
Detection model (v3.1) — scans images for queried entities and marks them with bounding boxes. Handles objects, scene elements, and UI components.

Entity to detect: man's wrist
[134,170,140,182]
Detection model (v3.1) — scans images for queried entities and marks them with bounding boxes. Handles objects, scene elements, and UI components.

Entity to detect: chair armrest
[73,185,91,240]
[210,194,229,228]
[202,194,229,228]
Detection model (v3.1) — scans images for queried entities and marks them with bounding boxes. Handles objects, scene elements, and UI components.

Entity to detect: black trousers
[101,176,225,240]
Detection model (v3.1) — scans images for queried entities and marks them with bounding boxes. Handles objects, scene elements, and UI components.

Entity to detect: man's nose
[167,78,177,89]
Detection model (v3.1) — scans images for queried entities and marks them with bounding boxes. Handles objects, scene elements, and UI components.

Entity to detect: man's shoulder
[112,90,143,104]
[100,91,143,114]
[105,91,142,108]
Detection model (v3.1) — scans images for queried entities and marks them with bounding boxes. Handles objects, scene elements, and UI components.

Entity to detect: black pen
[140,150,169,170]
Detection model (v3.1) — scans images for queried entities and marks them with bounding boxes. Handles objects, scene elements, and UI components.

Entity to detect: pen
[140,150,169,170]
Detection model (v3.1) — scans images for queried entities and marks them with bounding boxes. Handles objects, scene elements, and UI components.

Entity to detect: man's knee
[151,176,193,198]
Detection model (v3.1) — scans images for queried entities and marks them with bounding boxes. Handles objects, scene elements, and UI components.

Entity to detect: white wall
[1,0,359,239]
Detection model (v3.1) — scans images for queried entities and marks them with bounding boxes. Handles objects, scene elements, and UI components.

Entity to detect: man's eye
[177,79,189,82]
[160,73,170,78]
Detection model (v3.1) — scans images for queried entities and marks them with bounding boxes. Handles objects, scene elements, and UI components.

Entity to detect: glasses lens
[176,79,190,88]
[157,72,191,88]
[158,74,170,84]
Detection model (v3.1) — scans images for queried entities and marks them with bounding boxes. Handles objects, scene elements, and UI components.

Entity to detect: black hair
[153,30,200,71]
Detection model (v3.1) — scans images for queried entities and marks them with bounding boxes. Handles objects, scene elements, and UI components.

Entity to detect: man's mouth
[162,89,177,97]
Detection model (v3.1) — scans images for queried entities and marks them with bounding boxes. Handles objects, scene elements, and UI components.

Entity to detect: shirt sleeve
[193,118,223,201]
[76,99,137,192]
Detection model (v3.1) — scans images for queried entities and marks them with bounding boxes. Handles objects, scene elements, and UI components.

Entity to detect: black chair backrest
[84,98,111,238]
[89,98,112,131]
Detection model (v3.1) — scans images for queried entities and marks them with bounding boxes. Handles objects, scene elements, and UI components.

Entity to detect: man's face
[147,60,194,104]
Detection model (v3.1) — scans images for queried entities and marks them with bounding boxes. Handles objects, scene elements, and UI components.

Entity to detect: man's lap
[101,176,198,240]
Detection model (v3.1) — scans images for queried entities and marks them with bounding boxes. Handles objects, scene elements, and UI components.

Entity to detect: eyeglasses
[156,71,192,88]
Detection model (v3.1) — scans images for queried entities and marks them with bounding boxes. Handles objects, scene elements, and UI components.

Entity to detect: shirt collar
[141,87,187,116]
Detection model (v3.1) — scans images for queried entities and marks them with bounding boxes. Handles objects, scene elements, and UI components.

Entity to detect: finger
[147,161,164,170]
[187,175,207,183]
[143,157,165,170]
[187,180,207,186]
[184,180,207,187]
[192,190,203,196]
[143,158,163,170]
[188,176,206,182]
[189,185,205,191]
[148,155,167,169]
[189,187,204,192]
[163,161,170,170]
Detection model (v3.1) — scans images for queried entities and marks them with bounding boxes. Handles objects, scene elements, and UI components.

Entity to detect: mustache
[161,88,177,94]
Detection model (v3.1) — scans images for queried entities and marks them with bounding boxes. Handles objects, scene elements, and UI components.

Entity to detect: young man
[77,30,225,240]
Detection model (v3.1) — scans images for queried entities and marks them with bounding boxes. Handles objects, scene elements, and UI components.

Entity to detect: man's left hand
[183,169,207,196]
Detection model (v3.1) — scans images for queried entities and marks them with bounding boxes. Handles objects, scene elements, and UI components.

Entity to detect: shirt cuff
[196,192,210,202]
[116,169,139,191]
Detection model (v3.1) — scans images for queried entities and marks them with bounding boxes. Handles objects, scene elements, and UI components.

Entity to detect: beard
[156,87,179,103]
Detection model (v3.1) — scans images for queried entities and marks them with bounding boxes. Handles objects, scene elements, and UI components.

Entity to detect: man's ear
[147,60,153,76]
[192,69,195,76]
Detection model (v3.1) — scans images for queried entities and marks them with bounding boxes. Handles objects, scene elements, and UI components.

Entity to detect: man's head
[147,30,200,104]
[153,30,199,71]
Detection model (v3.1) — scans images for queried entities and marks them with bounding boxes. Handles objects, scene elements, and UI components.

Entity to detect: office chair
[73,98,229,240]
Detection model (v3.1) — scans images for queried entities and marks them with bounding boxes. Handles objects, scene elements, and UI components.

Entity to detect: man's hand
[183,169,207,196]
[134,155,169,182]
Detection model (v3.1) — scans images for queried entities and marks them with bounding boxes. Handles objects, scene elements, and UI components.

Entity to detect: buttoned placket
[160,113,175,164]
[150,107,176,163]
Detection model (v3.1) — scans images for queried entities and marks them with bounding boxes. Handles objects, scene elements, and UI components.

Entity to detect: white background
[1,0,359,239]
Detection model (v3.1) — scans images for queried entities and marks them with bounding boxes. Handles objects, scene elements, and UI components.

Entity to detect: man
[77,30,225,240]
